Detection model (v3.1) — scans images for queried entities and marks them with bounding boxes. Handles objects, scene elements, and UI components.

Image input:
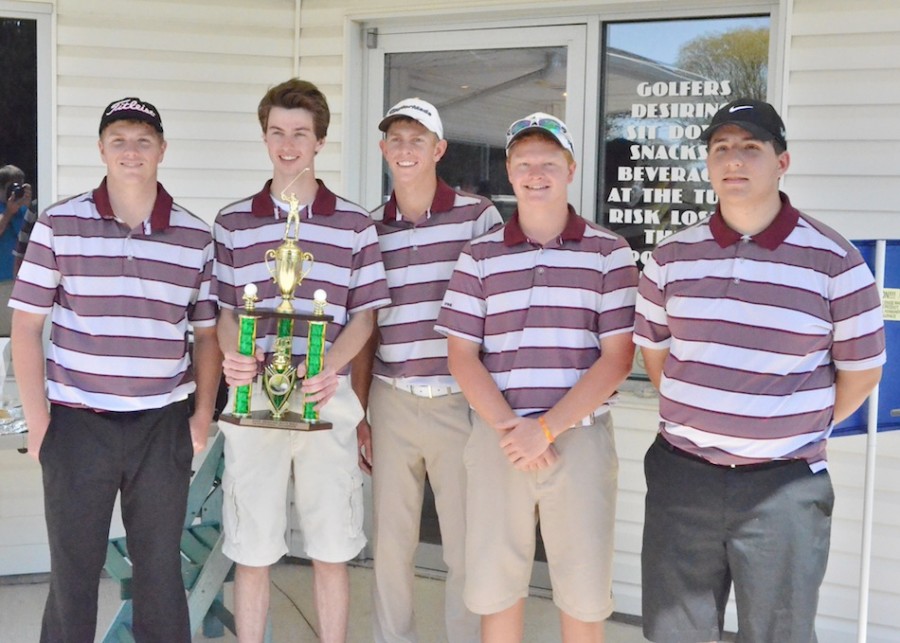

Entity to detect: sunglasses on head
[507,116,568,139]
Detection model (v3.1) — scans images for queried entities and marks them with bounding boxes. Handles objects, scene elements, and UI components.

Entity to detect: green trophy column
[303,289,329,421]
[233,284,259,416]
[270,316,295,413]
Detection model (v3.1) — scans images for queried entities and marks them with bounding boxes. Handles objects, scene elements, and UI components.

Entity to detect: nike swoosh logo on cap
[729,105,753,113]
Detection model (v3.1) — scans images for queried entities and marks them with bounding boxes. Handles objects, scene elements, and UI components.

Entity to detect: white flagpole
[857,239,886,643]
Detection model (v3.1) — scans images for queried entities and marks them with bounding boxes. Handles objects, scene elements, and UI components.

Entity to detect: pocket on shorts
[222,475,242,545]
[345,467,364,539]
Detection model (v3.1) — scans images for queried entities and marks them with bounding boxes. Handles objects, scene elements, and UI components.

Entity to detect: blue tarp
[832,240,899,437]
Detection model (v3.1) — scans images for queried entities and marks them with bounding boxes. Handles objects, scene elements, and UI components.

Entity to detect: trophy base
[219,411,333,431]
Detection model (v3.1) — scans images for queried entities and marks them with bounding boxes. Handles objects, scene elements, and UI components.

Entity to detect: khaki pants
[369,377,479,643]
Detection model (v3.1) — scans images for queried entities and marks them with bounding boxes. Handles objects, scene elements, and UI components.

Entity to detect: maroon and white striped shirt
[436,208,638,416]
[10,179,216,411]
[213,180,390,372]
[633,193,886,471]
[371,181,501,386]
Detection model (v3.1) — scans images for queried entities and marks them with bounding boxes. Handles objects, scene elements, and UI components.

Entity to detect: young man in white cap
[213,78,390,643]
[352,97,501,642]
[634,98,885,643]
[436,113,638,643]
[11,97,221,642]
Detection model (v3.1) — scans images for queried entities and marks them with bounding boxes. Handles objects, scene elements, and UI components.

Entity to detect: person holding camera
[0,164,32,336]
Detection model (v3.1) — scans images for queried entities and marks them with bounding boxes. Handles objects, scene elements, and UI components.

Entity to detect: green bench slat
[102,432,239,641]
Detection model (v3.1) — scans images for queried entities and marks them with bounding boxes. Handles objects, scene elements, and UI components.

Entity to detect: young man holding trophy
[213,79,390,642]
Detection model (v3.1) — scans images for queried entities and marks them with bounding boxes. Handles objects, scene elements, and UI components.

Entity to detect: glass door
[363,25,587,218]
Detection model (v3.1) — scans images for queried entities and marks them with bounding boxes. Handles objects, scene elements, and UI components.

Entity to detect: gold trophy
[219,179,333,431]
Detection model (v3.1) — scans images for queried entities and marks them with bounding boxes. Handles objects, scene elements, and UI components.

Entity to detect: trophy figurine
[220,185,333,431]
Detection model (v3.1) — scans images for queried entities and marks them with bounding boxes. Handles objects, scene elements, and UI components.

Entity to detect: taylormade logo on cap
[378,98,444,140]
[388,103,430,118]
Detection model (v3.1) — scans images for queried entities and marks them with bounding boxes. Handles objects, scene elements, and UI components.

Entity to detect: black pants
[39,401,193,643]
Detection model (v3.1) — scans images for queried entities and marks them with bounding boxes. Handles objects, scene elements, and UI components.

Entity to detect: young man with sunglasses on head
[213,78,390,643]
[11,97,221,642]
[436,113,638,643]
[634,99,885,643]
[351,98,501,643]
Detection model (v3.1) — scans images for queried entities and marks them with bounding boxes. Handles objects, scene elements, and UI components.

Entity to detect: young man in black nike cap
[634,98,885,643]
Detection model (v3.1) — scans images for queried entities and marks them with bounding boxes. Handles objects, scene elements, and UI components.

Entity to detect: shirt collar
[383,178,457,222]
[503,205,586,247]
[250,179,337,218]
[710,191,799,250]
[92,177,174,232]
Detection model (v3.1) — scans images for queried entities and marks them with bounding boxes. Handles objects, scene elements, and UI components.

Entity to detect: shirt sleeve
[9,213,60,315]
[188,237,217,328]
[597,237,639,339]
[633,251,671,350]
[346,218,391,315]
[211,217,238,310]
[435,242,486,344]
[829,249,886,370]
[13,208,38,259]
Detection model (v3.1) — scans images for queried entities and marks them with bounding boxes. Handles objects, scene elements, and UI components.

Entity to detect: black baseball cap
[700,98,787,150]
[99,97,164,136]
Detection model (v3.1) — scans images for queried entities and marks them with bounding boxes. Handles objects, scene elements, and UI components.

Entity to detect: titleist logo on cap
[99,96,163,135]
[105,98,157,119]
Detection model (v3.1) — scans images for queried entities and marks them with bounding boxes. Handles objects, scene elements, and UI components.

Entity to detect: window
[1,2,51,215]
[598,16,771,268]
[383,45,569,220]
[0,15,37,197]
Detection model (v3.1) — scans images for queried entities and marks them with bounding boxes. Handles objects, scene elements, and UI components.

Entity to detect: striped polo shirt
[633,193,886,471]
[371,180,502,386]
[10,179,216,412]
[213,180,390,373]
[436,208,638,416]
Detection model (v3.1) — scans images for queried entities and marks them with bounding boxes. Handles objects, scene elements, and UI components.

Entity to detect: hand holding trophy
[220,177,333,431]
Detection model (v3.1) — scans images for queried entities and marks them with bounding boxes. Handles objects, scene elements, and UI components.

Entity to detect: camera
[6,183,25,200]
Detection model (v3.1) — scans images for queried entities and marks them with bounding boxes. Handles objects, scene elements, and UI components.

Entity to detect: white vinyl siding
[785,4,900,640]
[49,0,297,225]
[784,0,900,240]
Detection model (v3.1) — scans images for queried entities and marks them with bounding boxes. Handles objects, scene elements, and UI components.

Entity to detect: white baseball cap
[378,98,444,140]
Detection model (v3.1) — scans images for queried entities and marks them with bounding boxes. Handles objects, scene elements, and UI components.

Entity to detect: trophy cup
[219,188,333,431]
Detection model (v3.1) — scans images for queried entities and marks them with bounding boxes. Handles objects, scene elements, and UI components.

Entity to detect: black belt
[654,434,798,472]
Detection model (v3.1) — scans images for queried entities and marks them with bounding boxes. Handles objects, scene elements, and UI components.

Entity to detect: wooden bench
[102,431,238,642]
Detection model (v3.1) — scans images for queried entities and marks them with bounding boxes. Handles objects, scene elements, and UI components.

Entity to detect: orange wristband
[538,416,554,444]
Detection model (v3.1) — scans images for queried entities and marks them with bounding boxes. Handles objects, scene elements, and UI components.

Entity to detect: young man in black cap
[634,98,885,642]
[11,97,221,642]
